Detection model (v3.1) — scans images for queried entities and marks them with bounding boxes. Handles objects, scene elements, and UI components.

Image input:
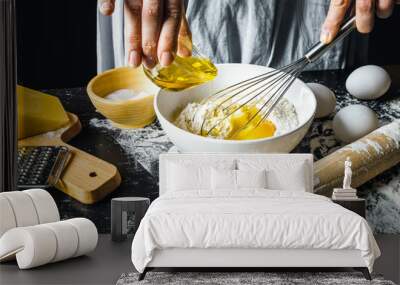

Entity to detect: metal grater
[17,146,71,189]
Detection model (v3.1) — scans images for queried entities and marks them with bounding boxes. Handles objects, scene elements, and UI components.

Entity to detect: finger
[177,13,192,57]
[142,0,163,68]
[99,0,116,15]
[376,0,394,18]
[125,0,143,67]
[321,0,351,44]
[157,0,182,66]
[356,0,375,33]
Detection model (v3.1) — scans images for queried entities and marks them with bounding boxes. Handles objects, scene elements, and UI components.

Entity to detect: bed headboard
[159,153,314,195]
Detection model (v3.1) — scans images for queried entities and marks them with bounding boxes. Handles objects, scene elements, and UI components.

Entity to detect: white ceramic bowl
[154,64,316,153]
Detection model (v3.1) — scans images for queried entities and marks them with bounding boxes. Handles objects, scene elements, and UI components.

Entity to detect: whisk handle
[305,16,356,63]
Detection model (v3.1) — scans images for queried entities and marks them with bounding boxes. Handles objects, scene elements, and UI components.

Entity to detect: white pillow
[267,161,308,191]
[167,163,210,191]
[211,168,236,190]
[167,160,235,191]
[236,169,267,189]
[211,169,267,190]
[237,159,310,192]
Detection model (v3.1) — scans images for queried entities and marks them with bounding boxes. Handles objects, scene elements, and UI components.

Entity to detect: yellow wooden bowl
[87,67,159,129]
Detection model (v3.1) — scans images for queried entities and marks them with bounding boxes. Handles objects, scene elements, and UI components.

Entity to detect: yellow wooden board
[19,113,121,204]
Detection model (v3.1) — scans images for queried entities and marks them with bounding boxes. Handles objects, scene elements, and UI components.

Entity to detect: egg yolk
[229,105,276,140]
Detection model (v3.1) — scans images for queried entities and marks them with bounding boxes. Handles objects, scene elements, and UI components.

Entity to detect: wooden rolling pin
[314,120,400,197]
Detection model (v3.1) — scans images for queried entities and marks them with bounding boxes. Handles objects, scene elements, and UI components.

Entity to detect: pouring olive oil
[143,38,217,91]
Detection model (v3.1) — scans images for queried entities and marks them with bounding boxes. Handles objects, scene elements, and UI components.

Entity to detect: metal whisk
[197,16,356,138]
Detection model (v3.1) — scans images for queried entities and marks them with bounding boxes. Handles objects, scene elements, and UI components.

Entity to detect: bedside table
[111,197,150,241]
[332,198,366,218]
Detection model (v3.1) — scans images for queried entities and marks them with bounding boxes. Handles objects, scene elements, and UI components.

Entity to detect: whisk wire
[254,64,306,129]
[192,16,356,140]
[194,60,303,133]
[222,63,300,109]
[223,60,307,138]
[204,59,301,104]
[202,58,307,137]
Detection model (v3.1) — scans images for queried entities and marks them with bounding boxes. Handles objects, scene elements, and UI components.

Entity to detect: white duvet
[131,190,380,273]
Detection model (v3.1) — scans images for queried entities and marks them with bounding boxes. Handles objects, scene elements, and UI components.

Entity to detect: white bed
[131,153,380,280]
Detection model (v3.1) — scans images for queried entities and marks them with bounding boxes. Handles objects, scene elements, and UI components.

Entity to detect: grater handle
[305,16,356,63]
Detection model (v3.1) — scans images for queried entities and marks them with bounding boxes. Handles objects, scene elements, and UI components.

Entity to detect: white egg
[307,83,336,118]
[333,104,379,143]
[346,65,391,100]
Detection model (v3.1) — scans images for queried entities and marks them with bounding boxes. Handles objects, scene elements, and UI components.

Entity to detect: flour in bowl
[174,98,299,140]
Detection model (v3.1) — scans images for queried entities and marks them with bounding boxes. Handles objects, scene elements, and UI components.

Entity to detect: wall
[369,6,400,66]
[16,2,400,89]
[16,0,97,89]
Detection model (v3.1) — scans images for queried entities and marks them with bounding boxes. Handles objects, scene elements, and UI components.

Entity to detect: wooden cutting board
[18,113,121,204]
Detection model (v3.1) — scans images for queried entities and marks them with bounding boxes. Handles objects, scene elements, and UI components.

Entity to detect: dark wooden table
[40,69,400,234]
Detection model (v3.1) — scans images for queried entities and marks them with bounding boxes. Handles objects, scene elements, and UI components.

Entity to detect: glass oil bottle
[143,37,217,91]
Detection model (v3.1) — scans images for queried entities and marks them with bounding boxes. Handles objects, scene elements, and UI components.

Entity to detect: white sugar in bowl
[87,67,159,129]
[346,65,391,100]
[333,104,379,143]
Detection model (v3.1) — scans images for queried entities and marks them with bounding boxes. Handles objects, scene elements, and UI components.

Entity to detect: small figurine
[343,157,352,189]
[332,157,358,200]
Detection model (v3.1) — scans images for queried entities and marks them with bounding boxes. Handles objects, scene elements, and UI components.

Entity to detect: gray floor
[0,235,133,285]
[374,235,400,284]
[0,234,399,285]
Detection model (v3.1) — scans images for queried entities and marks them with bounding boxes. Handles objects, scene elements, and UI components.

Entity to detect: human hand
[321,0,399,44]
[99,0,191,68]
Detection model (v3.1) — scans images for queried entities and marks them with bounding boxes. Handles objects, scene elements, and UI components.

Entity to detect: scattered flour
[364,139,385,154]
[42,125,70,139]
[89,118,172,176]
[375,119,400,148]
[363,167,400,234]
